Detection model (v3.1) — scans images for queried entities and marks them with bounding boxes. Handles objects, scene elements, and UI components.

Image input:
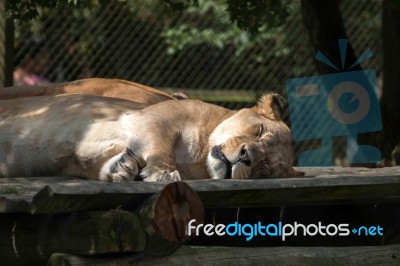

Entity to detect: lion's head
[207,94,303,179]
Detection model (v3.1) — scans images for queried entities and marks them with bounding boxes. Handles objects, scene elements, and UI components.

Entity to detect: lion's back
[0,94,145,178]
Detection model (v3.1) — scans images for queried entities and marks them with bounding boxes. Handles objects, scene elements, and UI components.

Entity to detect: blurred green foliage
[161,0,291,62]
[6,0,107,20]
[12,0,294,88]
[11,0,382,95]
[7,0,289,33]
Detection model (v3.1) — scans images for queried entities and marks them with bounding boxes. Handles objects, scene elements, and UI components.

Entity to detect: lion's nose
[211,145,230,165]
[211,145,223,160]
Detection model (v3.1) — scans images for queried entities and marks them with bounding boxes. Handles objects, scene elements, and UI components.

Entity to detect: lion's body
[0,82,302,181]
[0,78,175,105]
[0,95,232,180]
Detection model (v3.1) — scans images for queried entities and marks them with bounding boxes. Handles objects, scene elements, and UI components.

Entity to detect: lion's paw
[100,148,146,182]
[143,169,181,182]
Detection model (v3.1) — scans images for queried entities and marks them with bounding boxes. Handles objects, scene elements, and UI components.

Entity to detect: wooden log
[135,181,204,257]
[0,211,145,265]
[0,177,80,213]
[47,244,400,266]
[0,194,33,213]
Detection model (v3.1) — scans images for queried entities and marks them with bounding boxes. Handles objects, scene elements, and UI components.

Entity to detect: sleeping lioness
[0,87,303,181]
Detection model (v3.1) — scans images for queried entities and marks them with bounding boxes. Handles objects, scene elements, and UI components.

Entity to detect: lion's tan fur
[0,83,301,181]
[0,78,175,105]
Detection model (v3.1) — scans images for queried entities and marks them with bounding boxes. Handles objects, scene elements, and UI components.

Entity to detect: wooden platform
[1,167,400,265]
[1,167,400,214]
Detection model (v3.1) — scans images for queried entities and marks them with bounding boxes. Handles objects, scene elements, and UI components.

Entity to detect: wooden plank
[30,181,167,214]
[190,167,400,208]
[0,167,399,213]
[47,244,400,266]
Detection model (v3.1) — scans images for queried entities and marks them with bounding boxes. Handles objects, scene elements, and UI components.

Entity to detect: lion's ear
[252,93,284,120]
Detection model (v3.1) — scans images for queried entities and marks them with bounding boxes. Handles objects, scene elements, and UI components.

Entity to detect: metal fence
[12,0,383,166]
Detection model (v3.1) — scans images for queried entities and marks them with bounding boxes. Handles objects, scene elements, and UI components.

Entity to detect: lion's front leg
[122,124,182,181]
[138,150,181,182]
[99,148,146,182]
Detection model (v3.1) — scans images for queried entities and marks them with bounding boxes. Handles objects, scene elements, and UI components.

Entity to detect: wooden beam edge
[47,244,400,266]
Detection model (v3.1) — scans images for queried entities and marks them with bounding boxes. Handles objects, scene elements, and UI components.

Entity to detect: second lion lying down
[0,84,303,181]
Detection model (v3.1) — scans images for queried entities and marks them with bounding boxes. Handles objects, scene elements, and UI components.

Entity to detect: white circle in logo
[327,81,370,125]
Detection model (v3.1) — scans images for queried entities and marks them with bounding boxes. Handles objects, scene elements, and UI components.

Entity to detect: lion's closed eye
[256,124,265,138]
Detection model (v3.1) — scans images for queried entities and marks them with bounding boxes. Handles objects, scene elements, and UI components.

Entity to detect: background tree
[381,0,400,162]
[300,0,361,73]
[300,0,381,164]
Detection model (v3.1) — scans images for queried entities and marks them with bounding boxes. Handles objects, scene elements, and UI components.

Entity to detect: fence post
[0,0,13,87]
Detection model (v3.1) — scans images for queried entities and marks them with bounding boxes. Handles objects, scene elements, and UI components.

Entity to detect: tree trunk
[300,0,361,73]
[381,0,400,163]
[0,0,13,87]
[300,0,382,164]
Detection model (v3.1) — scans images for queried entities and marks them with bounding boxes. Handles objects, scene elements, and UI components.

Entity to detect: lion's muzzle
[210,145,232,179]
